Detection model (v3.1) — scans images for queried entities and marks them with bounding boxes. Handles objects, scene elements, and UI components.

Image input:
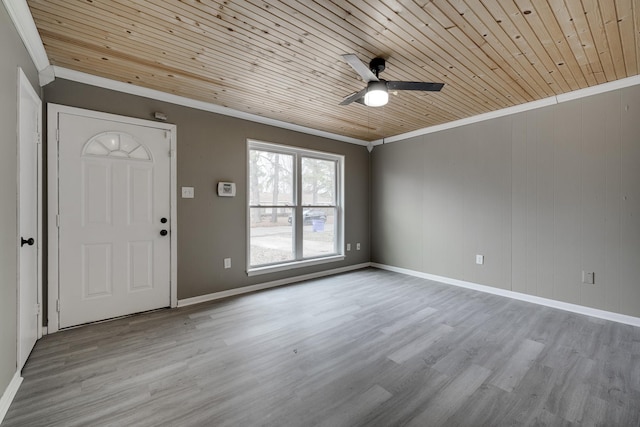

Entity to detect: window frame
[246,140,344,276]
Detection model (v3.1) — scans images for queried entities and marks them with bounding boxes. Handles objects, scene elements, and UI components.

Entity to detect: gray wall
[0,1,40,400]
[372,85,640,318]
[44,79,370,300]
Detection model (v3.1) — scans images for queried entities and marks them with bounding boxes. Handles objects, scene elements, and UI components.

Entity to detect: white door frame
[47,104,178,334]
[17,68,42,364]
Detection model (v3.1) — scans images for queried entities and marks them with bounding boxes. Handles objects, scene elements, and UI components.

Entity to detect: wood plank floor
[5,268,640,426]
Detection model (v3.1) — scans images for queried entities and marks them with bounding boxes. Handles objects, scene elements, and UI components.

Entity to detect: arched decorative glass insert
[82,132,152,161]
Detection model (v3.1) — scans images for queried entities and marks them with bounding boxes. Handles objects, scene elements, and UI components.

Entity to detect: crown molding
[52,66,369,146]
[372,74,640,145]
[2,0,49,71]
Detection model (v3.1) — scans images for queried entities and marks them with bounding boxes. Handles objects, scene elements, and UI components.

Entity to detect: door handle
[160,230,168,236]
[160,217,168,224]
[21,237,34,247]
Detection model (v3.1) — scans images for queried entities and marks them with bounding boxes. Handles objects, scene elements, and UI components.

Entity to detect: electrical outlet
[224,258,231,269]
[181,187,194,198]
[582,271,594,284]
[356,243,361,251]
[346,243,351,251]
[476,254,484,265]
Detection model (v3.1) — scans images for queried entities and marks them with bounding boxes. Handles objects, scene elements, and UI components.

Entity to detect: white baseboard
[0,371,23,424]
[178,262,372,307]
[371,263,640,328]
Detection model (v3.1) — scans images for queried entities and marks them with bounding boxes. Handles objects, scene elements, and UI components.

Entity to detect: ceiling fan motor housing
[370,57,386,77]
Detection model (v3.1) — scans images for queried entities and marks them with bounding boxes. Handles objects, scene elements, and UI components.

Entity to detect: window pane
[249,150,294,206]
[303,208,336,258]
[301,157,335,206]
[250,207,294,266]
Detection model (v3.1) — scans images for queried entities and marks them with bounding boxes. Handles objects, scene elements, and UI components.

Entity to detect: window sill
[247,255,345,277]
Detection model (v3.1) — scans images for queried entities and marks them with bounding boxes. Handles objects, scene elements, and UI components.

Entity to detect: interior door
[17,70,41,369]
[57,112,171,328]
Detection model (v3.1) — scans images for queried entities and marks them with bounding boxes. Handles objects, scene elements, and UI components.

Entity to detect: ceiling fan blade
[386,81,444,91]
[340,87,368,105]
[341,54,379,82]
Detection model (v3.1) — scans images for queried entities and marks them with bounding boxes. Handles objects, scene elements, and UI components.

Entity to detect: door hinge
[56,300,60,312]
[56,214,60,228]
[36,132,41,144]
[35,303,41,316]
[169,149,175,158]
[56,128,60,142]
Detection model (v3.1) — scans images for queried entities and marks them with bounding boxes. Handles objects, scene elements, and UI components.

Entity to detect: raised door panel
[129,241,153,291]
[129,165,153,226]
[82,161,112,227]
[82,243,112,298]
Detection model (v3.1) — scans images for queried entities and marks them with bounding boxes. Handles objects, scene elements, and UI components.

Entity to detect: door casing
[47,104,178,333]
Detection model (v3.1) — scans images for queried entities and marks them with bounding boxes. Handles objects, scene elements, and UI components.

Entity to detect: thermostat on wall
[217,182,236,197]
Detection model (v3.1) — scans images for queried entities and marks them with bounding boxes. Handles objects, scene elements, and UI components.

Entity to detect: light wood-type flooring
[5,268,640,426]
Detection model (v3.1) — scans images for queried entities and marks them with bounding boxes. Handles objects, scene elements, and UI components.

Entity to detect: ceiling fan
[340,54,444,107]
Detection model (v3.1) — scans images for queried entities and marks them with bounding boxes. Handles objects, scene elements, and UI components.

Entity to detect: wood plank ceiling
[28,0,640,141]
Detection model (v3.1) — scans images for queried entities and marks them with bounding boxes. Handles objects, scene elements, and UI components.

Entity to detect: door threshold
[56,306,171,332]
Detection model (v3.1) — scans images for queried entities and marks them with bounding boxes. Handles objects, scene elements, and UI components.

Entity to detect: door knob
[160,230,168,236]
[160,217,168,224]
[21,237,34,247]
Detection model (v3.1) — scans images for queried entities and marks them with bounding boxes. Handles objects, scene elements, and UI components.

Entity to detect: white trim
[0,371,23,424]
[52,66,369,146]
[47,104,178,333]
[371,74,640,145]
[2,0,50,72]
[46,105,58,333]
[178,262,371,307]
[169,123,178,309]
[371,263,640,328]
[372,97,556,145]
[247,256,346,277]
[555,75,640,102]
[35,78,43,341]
[38,65,55,87]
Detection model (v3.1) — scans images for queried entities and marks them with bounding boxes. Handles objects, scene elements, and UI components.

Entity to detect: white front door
[17,69,41,369]
[56,111,172,328]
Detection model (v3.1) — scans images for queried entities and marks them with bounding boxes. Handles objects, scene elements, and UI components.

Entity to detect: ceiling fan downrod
[369,57,386,78]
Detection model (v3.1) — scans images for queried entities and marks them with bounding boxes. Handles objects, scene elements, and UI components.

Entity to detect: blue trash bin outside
[312,219,325,232]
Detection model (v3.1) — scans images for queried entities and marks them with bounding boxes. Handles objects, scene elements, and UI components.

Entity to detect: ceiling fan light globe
[364,90,388,107]
[364,81,388,107]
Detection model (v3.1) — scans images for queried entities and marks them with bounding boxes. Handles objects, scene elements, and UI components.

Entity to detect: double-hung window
[247,140,344,275]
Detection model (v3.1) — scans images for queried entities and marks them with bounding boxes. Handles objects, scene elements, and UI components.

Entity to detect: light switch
[224,258,231,269]
[476,254,484,265]
[182,187,194,198]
